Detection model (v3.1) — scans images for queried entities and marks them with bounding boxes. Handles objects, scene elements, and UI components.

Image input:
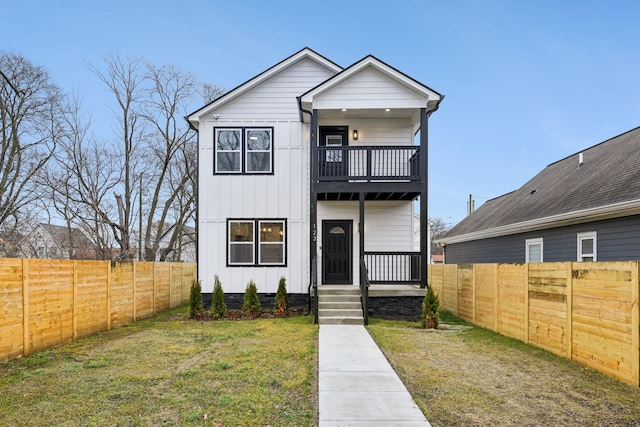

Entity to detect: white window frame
[577,231,597,262]
[227,219,286,267]
[245,128,273,173]
[215,128,242,173]
[257,220,285,265]
[214,127,273,175]
[525,238,543,263]
[228,220,255,265]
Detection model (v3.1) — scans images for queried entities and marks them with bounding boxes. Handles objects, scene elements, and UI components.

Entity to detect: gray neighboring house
[438,126,640,264]
[19,224,95,260]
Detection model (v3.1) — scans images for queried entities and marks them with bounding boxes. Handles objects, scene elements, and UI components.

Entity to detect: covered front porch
[299,54,442,324]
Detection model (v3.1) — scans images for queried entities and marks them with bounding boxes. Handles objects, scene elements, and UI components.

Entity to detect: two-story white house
[187,48,442,323]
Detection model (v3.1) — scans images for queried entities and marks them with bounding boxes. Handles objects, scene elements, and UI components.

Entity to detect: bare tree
[0,51,61,232]
[42,92,120,259]
[429,217,452,254]
[88,55,146,260]
[137,63,199,261]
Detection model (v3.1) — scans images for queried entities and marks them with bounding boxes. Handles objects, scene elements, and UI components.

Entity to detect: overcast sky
[3,0,640,227]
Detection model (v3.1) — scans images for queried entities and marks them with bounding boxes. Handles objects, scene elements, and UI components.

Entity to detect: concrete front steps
[317,285,364,325]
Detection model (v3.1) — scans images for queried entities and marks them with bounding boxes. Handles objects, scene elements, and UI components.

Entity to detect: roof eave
[300,55,442,106]
[437,199,640,245]
[188,47,342,124]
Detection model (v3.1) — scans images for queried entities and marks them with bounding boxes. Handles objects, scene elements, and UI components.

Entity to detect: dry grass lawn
[0,306,317,426]
[369,312,640,427]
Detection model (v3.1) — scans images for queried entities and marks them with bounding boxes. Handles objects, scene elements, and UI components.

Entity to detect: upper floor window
[577,231,597,262]
[525,238,543,263]
[215,127,273,174]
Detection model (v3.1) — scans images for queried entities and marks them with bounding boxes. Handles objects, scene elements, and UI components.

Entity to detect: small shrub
[242,280,261,317]
[211,275,227,318]
[421,286,440,329]
[274,276,288,316]
[189,279,204,319]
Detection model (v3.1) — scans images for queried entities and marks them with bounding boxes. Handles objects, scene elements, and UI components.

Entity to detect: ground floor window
[227,219,286,266]
[577,231,597,261]
[525,238,543,262]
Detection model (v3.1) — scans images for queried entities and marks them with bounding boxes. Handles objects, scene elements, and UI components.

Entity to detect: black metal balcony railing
[316,146,420,181]
[363,252,422,284]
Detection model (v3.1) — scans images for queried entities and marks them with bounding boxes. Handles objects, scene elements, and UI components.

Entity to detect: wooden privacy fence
[429,262,640,386]
[0,259,196,363]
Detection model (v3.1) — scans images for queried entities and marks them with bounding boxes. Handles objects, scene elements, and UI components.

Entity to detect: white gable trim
[300,55,442,109]
[188,48,342,128]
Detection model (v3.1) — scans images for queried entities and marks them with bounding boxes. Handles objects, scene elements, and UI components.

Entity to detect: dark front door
[322,220,352,284]
[319,126,348,179]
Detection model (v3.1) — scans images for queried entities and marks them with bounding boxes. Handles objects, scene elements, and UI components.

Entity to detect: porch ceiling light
[353,129,358,140]
[341,108,347,112]
[385,108,391,112]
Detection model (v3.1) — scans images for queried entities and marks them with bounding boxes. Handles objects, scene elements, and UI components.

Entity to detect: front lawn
[0,306,317,426]
[369,312,640,426]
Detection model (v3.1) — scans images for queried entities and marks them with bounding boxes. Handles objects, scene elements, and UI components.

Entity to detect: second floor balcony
[312,145,423,200]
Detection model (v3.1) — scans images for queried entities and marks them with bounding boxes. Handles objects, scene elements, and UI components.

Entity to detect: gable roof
[439,126,640,244]
[33,224,94,249]
[187,47,342,128]
[299,54,442,111]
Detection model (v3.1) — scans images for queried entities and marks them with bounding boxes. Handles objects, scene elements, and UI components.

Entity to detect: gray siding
[444,215,640,264]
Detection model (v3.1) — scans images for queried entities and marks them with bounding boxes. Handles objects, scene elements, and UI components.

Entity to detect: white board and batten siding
[198,58,335,294]
[317,201,414,286]
[312,67,427,110]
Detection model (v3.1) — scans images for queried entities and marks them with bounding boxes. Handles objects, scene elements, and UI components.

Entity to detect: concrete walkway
[319,325,431,426]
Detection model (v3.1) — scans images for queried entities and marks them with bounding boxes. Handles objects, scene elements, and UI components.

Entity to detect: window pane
[260,222,283,242]
[582,256,594,262]
[230,222,253,242]
[260,244,284,264]
[216,129,241,150]
[229,221,254,264]
[230,244,254,263]
[246,152,271,172]
[581,238,593,254]
[330,226,345,235]
[259,221,284,264]
[247,130,271,150]
[528,244,542,262]
[217,152,240,172]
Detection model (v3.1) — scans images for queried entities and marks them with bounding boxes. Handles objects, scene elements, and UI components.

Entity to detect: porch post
[420,107,428,288]
[310,110,318,287]
[359,192,365,263]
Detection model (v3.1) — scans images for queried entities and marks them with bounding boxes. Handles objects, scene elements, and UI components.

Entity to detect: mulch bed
[194,307,308,321]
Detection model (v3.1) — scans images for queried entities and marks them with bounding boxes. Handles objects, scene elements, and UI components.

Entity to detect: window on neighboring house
[215,127,273,174]
[228,219,286,266]
[525,238,543,263]
[577,231,597,261]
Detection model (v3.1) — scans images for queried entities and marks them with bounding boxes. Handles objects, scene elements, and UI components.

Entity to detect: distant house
[187,47,442,322]
[19,224,95,260]
[156,224,196,262]
[438,126,640,263]
[0,230,23,257]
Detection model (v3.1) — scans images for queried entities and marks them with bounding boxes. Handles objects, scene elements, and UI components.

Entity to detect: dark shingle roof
[40,224,93,249]
[442,126,640,239]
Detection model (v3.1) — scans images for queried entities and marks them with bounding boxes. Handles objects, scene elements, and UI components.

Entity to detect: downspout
[298,97,316,316]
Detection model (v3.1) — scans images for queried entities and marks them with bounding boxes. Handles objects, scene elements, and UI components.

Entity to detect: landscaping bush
[242,280,261,317]
[211,275,227,318]
[421,286,439,329]
[189,279,204,319]
[274,276,288,316]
